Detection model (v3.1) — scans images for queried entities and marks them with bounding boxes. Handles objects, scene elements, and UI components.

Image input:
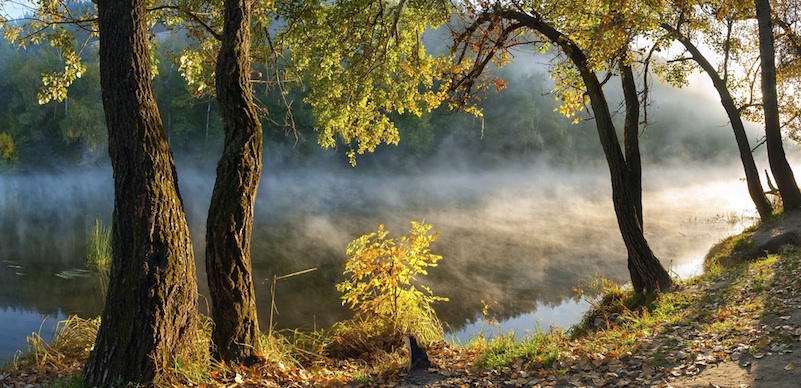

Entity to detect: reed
[86,219,111,268]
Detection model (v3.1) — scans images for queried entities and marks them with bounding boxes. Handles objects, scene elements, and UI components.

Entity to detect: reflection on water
[0,163,756,360]
[449,299,592,344]
[0,171,111,361]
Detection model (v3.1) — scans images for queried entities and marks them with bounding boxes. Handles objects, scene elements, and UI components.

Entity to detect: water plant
[86,219,111,268]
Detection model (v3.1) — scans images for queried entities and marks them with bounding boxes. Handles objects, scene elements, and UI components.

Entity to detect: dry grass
[1,316,98,385]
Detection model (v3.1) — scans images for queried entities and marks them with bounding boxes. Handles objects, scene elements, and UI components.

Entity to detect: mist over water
[201,157,761,335]
[252,161,758,336]
[0,156,767,361]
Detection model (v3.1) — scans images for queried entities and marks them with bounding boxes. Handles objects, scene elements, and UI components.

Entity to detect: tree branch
[448,9,523,108]
[666,56,695,64]
[776,18,801,57]
[148,5,221,41]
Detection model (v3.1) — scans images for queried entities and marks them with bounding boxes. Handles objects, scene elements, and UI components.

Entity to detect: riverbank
[400,243,801,387]
[2,216,800,387]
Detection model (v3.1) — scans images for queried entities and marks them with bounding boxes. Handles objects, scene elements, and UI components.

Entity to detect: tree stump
[404,334,431,371]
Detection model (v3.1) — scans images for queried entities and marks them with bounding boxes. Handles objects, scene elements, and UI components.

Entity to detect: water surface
[0,163,755,360]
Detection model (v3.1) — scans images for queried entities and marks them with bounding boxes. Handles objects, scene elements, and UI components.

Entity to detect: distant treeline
[0,30,749,173]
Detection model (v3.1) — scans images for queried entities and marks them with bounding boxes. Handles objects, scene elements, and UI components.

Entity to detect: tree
[660,16,774,220]
[538,23,672,294]
[82,0,198,385]
[131,0,456,363]
[756,0,801,211]
[0,46,71,165]
[3,0,267,366]
[205,0,263,362]
[450,2,673,294]
[658,0,801,215]
[3,0,459,369]
[0,131,17,165]
[337,221,447,342]
[184,0,455,360]
[279,0,452,165]
[621,63,643,227]
[773,0,801,144]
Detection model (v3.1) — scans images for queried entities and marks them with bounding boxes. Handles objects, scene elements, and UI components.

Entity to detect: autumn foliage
[329,221,448,357]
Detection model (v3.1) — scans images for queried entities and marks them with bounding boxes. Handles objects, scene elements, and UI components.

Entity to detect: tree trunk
[587,63,672,294]
[664,24,773,220]
[513,12,672,293]
[84,0,198,385]
[206,0,263,362]
[756,0,801,211]
[620,64,643,228]
[621,63,666,292]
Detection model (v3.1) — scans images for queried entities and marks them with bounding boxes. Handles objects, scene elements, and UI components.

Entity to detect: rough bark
[206,0,263,362]
[84,0,198,385]
[582,58,671,293]
[510,11,672,293]
[621,63,660,292]
[620,63,643,228]
[756,0,801,211]
[663,24,773,220]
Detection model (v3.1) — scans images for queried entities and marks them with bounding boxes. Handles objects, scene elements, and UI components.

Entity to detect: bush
[331,221,448,357]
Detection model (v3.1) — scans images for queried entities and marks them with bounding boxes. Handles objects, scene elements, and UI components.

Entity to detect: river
[0,161,757,362]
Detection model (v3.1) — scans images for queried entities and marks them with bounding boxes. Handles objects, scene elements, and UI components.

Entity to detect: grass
[5,219,449,385]
[86,219,111,268]
[2,312,440,386]
[568,275,657,339]
[352,372,371,385]
[6,270,717,384]
[704,231,756,269]
[2,315,98,382]
[3,255,787,387]
[474,330,562,369]
[473,242,788,372]
[156,314,215,386]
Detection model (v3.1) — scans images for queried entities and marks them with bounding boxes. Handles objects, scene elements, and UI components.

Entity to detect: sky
[1,0,34,20]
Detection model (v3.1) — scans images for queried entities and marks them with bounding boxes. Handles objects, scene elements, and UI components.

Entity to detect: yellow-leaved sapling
[329,221,448,359]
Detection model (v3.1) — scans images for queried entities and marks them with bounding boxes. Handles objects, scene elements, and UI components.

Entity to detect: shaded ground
[2,214,801,387]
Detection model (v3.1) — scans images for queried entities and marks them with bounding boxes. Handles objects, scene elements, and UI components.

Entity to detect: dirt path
[671,304,801,388]
[670,213,801,388]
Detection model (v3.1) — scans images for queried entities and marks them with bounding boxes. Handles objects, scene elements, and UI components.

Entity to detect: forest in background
[0,27,763,174]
